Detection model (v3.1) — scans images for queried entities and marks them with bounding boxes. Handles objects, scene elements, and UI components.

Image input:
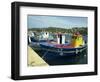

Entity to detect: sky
[27,15,88,28]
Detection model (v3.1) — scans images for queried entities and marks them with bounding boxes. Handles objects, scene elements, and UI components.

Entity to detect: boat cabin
[57,33,65,44]
[71,33,85,48]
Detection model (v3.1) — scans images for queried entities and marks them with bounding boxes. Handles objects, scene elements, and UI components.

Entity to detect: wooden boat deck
[28,46,49,66]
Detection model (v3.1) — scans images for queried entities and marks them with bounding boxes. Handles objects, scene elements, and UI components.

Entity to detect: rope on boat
[31,46,87,54]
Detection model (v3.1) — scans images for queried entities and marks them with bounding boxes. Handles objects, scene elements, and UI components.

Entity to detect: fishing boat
[28,31,55,46]
[39,32,87,57]
[38,32,54,42]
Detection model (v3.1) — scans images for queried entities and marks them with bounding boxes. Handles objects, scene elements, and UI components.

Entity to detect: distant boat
[39,32,54,42]
[28,31,38,44]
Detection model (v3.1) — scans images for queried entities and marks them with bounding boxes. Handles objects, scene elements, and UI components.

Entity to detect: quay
[28,46,49,66]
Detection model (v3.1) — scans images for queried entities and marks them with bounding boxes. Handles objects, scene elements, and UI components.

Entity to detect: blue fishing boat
[39,32,87,58]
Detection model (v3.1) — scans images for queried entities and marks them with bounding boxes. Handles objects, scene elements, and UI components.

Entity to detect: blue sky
[28,15,87,28]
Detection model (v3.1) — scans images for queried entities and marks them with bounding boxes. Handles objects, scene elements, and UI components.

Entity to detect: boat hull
[40,43,87,57]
